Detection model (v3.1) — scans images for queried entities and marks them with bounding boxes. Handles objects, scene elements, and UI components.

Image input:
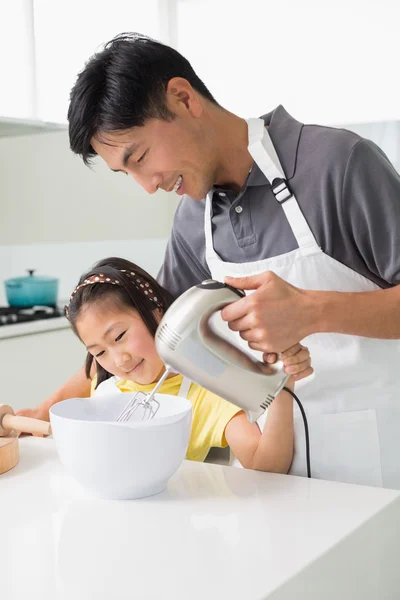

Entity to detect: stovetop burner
[0,305,64,326]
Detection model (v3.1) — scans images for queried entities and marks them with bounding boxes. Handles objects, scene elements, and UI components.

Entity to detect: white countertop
[2,438,400,600]
[0,316,70,339]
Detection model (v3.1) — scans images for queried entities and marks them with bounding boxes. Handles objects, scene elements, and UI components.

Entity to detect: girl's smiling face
[76,299,165,385]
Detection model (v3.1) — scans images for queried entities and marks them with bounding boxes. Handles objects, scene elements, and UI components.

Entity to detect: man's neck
[209,107,254,193]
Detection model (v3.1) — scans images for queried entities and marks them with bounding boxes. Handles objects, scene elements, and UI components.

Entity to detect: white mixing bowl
[50,392,192,500]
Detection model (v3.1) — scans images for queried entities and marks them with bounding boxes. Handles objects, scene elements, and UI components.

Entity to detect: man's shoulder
[300,121,363,168]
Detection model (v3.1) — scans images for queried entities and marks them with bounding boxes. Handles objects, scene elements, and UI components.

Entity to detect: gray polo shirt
[158,105,400,297]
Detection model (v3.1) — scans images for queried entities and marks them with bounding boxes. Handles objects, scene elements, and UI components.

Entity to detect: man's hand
[222,271,315,353]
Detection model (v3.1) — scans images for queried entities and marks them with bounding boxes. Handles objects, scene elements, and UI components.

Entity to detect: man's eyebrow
[123,143,138,167]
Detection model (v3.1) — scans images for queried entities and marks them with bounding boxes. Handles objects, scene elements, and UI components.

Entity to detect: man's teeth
[173,175,182,192]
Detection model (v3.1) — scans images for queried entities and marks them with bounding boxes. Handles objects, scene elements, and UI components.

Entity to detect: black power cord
[283,386,311,478]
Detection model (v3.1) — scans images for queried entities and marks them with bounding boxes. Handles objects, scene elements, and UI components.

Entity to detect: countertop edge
[0,317,70,340]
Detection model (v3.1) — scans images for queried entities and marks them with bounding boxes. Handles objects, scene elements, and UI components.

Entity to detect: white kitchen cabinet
[0,327,85,410]
[176,0,400,125]
[0,0,36,120]
[33,0,168,124]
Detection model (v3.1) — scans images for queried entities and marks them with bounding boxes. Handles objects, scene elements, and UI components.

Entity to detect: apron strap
[204,192,217,261]
[177,376,192,398]
[247,118,319,250]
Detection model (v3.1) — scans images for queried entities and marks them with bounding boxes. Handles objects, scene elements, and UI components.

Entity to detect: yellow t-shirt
[91,374,241,462]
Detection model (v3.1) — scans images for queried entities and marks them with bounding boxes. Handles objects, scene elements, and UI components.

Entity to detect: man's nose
[131,171,162,195]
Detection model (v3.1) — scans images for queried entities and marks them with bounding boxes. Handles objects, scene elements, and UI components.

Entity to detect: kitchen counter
[2,438,400,600]
[0,315,70,339]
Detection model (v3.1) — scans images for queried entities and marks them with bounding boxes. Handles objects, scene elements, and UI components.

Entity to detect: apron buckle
[271,178,293,203]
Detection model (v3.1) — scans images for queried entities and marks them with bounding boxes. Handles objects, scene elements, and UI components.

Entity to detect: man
[22,33,400,488]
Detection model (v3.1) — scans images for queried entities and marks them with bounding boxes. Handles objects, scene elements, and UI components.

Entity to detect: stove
[0,305,64,326]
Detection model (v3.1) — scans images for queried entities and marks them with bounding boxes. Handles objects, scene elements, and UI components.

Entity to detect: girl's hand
[280,343,313,382]
[15,405,50,435]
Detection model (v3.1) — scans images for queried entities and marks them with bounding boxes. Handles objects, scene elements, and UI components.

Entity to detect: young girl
[35,257,313,471]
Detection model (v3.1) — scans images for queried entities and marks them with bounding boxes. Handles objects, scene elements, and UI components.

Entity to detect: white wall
[0,130,177,305]
[0,130,176,244]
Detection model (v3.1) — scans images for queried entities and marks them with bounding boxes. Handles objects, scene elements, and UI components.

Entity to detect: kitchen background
[1,0,399,408]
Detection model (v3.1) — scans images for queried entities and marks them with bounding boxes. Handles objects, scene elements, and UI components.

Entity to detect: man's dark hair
[68,32,218,165]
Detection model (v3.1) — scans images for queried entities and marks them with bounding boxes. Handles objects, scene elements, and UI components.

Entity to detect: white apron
[204,117,400,489]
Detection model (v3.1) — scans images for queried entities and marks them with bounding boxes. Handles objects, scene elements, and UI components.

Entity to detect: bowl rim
[49,393,192,429]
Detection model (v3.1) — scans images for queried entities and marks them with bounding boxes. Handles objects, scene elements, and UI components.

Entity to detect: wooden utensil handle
[2,414,52,436]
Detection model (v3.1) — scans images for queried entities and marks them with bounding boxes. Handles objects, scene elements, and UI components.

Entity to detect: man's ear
[166,77,203,118]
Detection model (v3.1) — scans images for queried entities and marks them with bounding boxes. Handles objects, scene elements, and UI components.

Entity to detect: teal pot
[5,269,59,308]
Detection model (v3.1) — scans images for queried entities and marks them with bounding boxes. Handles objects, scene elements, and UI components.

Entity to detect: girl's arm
[224,344,312,473]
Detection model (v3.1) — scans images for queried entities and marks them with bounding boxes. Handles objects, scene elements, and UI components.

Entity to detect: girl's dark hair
[67,257,175,388]
[68,32,219,165]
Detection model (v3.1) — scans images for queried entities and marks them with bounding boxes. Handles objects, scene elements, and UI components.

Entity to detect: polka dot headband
[65,269,163,318]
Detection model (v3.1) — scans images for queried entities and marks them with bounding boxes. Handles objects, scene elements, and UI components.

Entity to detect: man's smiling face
[91,78,219,201]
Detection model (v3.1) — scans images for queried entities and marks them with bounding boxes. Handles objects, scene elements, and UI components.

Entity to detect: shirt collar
[246,105,303,187]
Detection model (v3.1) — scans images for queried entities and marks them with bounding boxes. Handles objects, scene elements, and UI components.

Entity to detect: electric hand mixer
[117,280,289,424]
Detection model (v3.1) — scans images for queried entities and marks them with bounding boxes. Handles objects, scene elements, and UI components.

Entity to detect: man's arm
[16,367,91,422]
[221,271,400,353]
[310,285,400,339]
